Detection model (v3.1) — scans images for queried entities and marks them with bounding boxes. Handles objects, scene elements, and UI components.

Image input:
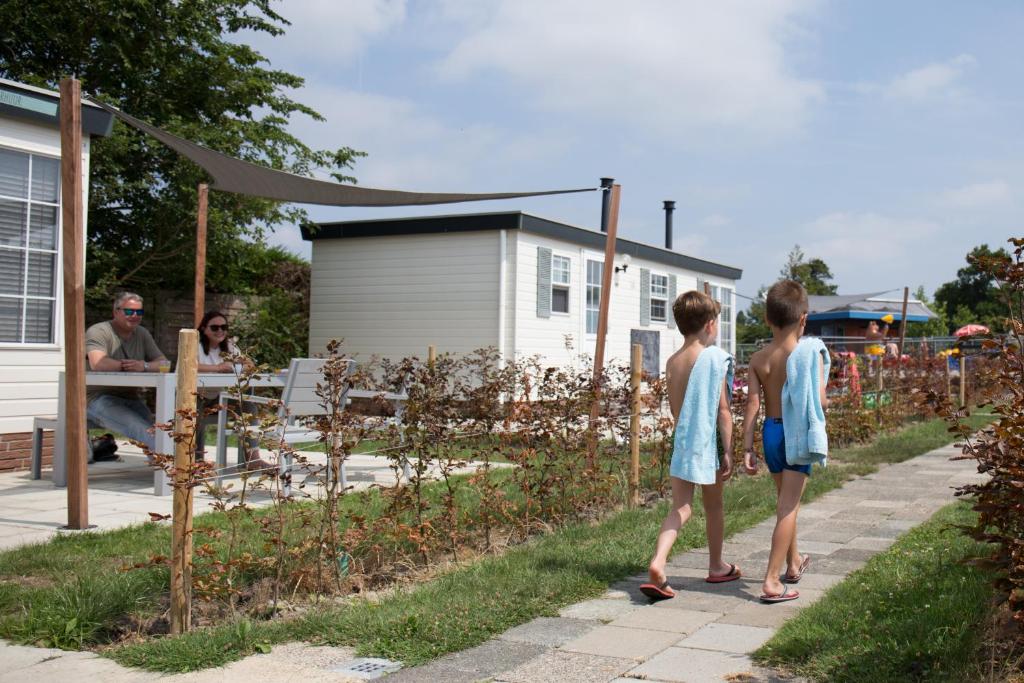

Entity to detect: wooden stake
[877,359,884,392]
[588,184,622,465]
[427,344,436,370]
[944,355,952,400]
[629,343,642,508]
[170,329,199,634]
[60,78,88,530]
[193,183,208,327]
[897,286,909,358]
[959,355,967,408]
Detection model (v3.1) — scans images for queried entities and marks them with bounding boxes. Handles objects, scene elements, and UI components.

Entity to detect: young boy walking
[742,279,829,603]
[640,291,740,601]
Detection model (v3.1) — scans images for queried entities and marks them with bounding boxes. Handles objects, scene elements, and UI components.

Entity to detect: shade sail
[87,97,596,207]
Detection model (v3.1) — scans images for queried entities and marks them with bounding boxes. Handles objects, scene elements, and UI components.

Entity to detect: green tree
[905,285,951,337]
[737,286,770,343]
[780,245,838,295]
[933,245,1011,332]
[0,0,364,303]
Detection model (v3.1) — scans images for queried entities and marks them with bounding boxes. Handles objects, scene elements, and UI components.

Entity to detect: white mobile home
[0,79,113,471]
[304,211,742,373]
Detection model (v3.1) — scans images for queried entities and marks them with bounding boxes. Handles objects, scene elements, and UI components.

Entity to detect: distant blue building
[804,292,938,338]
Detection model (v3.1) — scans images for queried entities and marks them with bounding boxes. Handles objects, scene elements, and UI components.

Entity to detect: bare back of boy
[748,338,797,418]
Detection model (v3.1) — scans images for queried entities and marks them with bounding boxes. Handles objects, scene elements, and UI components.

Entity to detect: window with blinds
[0,147,59,344]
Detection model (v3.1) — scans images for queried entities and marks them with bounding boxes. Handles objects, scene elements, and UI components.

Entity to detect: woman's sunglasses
[207,324,229,332]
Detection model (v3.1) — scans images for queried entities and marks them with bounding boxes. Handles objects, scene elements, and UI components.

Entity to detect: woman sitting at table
[195,311,269,471]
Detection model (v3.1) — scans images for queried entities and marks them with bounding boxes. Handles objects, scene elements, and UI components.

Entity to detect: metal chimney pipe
[663,200,675,250]
[599,177,614,233]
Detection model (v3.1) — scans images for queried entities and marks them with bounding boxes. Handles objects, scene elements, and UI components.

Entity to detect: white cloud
[433,0,824,140]
[883,54,976,101]
[938,180,1010,209]
[800,212,942,286]
[244,0,406,68]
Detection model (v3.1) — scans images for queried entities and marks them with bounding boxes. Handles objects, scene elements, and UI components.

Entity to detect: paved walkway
[0,443,986,683]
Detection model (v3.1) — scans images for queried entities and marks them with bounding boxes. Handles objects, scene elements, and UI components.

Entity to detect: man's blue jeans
[86,394,156,453]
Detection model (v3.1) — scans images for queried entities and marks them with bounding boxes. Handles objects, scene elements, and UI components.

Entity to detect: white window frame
[0,145,61,347]
[550,254,571,316]
[585,257,603,336]
[708,284,734,354]
[650,272,668,323]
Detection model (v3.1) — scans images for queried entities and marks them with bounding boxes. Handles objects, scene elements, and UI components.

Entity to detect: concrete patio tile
[559,599,640,622]
[651,589,749,614]
[627,646,756,682]
[717,601,801,628]
[855,499,907,509]
[828,547,881,563]
[802,557,864,575]
[677,623,775,654]
[386,639,548,683]
[801,527,869,544]
[784,573,843,591]
[609,607,720,634]
[499,617,597,647]
[560,625,683,660]
[496,650,634,683]
[793,540,844,555]
[668,552,718,570]
[845,536,896,551]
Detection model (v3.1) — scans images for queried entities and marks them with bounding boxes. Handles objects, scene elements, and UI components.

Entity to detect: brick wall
[0,431,51,472]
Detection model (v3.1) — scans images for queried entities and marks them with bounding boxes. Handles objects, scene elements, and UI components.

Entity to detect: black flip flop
[639,580,675,601]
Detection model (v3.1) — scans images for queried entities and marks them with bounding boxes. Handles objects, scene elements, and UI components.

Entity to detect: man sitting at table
[84,292,169,455]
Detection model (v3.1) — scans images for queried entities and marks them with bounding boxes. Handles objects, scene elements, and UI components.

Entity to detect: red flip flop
[705,563,741,584]
[639,580,675,601]
[760,588,799,604]
[783,555,811,584]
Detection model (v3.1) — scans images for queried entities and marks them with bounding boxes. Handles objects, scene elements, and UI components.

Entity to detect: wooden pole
[629,343,642,508]
[588,184,622,465]
[703,281,711,296]
[193,184,208,327]
[944,355,952,400]
[60,78,88,530]
[427,344,436,370]
[170,329,199,634]
[959,355,967,408]
[897,286,909,359]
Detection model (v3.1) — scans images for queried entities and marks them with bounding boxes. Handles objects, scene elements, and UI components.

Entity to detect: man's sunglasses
[208,324,229,332]
[119,308,144,317]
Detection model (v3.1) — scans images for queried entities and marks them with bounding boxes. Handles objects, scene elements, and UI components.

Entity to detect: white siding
[309,232,500,361]
[0,116,92,434]
[510,232,737,372]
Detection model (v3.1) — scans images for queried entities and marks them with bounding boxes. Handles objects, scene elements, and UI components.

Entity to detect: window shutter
[668,274,678,329]
[536,246,552,318]
[639,268,651,326]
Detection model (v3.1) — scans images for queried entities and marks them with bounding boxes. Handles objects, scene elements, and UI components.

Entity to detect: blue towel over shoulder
[782,337,831,467]
[671,346,734,485]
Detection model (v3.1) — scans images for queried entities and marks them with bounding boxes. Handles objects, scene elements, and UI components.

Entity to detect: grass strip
[754,501,994,683]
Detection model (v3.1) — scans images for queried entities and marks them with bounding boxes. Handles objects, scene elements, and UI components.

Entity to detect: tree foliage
[0,0,364,302]
[780,244,838,295]
[933,244,1011,333]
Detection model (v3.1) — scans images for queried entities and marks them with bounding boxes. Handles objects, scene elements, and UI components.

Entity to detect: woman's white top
[197,341,240,398]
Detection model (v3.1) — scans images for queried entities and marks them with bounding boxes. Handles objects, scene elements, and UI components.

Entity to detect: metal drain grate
[330,657,402,680]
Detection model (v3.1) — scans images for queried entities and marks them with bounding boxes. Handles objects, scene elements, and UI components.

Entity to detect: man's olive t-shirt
[85,321,163,402]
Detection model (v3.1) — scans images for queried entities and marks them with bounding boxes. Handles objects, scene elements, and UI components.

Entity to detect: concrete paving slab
[559,599,640,622]
[627,646,755,682]
[609,607,720,634]
[497,650,634,683]
[498,617,597,647]
[677,623,775,654]
[386,640,547,683]
[828,547,882,562]
[716,601,801,628]
[844,536,897,551]
[651,589,749,613]
[560,625,684,660]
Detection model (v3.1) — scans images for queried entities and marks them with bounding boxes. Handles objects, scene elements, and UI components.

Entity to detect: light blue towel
[782,337,831,467]
[671,346,734,485]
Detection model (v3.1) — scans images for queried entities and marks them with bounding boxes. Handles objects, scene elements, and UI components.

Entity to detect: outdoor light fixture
[614,254,632,274]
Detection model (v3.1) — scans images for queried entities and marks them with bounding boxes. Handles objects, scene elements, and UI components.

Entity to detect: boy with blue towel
[741,280,830,604]
[640,291,741,601]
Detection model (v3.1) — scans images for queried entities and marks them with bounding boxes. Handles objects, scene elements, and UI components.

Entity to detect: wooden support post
[897,286,909,359]
[629,343,642,508]
[877,359,884,392]
[588,183,622,466]
[170,329,199,635]
[944,355,952,400]
[703,281,711,296]
[193,184,208,327]
[427,344,436,370]
[959,355,967,408]
[60,78,88,530]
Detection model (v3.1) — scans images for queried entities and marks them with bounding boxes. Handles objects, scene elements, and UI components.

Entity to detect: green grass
[755,502,994,683]
[829,412,991,467]
[0,415,986,672]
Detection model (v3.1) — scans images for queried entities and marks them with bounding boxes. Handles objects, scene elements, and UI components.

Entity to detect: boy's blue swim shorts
[762,418,811,476]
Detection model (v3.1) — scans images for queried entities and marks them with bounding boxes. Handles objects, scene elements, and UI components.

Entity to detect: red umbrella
[954,324,989,337]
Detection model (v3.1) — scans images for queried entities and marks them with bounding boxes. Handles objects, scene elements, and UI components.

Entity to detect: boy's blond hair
[765,279,808,328]
[673,290,721,335]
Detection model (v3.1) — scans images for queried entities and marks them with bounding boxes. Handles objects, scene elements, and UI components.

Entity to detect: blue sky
[244,1,1024,307]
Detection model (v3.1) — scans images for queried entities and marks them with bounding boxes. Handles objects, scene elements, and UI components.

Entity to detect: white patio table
[54,370,287,496]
